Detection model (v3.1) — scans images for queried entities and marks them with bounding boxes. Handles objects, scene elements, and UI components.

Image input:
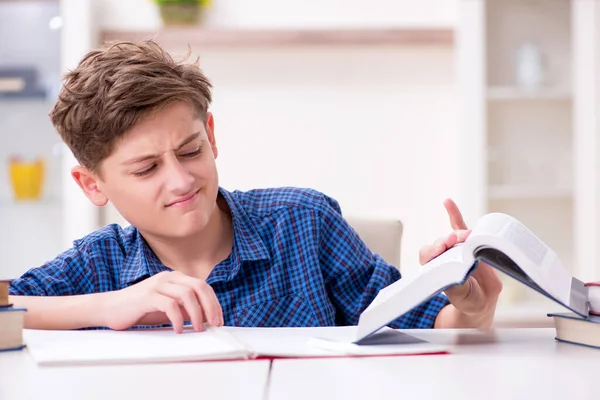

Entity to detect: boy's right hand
[103,271,223,333]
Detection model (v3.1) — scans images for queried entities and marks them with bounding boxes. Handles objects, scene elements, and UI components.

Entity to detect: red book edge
[200,351,450,364]
[585,282,600,316]
[253,351,450,361]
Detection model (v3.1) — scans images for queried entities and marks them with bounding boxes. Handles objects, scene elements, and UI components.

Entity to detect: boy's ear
[206,112,218,159]
[71,165,108,207]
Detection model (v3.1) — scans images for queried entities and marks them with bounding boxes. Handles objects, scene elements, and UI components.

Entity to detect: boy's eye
[180,147,202,158]
[133,164,156,177]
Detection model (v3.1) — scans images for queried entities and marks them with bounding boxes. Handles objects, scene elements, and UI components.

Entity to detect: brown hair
[49,39,212,173]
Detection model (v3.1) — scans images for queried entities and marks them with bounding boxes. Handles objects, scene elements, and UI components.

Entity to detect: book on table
[547,313,600,349]
[546,282,600,349]
[0,280,26,352]
[22,325,450,366]
[584,281,600,316]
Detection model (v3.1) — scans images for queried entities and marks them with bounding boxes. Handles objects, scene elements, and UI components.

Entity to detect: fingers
[455,229,472,243]
[443,198,468,230]
[157,283,206,332]
[435,233,456,253]
[206,285,224,326]
[152,293,185,333]
[419,232,457,264]
[444,276,473,303]
[167,273,224,327]
[195,283,224,327]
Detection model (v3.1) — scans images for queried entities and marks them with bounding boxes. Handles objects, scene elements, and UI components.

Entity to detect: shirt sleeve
[8,244,92,296]
[317,194,450,329]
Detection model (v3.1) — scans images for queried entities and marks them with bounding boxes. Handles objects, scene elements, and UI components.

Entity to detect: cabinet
[456,0,600,325]
[0,1,64,279]
[0,0,99,280]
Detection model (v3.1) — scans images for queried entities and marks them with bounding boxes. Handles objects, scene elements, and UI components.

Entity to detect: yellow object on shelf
[9,158,45,201]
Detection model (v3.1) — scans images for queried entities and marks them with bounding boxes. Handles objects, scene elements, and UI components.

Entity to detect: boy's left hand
[419,199,503,328]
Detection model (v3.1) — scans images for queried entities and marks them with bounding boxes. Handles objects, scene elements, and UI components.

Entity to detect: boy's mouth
[166,189,200,207]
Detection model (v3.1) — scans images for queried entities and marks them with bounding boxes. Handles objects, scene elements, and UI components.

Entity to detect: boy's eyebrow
[122,132,201,165]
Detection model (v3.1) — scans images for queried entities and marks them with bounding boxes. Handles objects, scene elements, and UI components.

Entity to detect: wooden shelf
[0,0,58,2]
[487,86,571,101]
[101,27,454,48]
[489,185,572,200]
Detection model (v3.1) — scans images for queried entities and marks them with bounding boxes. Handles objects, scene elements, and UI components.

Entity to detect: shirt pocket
[234,293,318,327]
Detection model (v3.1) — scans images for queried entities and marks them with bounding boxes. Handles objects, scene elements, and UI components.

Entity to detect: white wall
[60,0,101,250]
[99,1,460,273]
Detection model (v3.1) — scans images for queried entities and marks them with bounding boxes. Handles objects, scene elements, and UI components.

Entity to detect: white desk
[0,348,270,400]
[268,328,598,400]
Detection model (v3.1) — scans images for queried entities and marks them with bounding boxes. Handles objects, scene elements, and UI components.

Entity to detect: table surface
[2,327,597,400]
[269,328,599,400]
[0,347,270,400]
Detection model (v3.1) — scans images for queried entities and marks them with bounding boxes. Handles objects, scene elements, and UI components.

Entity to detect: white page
[25,326,450,365]
[24,327,249,366]
[355,244,469,342]
[468,213,572,304]
[222,326,450,357]
[364,244,466,313]
[222,326,355,357]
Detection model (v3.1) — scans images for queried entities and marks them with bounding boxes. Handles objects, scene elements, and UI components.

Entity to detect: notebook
[23,325,450,366]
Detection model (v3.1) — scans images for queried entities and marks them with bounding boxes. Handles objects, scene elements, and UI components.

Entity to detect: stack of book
[548,282,600,350]
[0,280,26,352]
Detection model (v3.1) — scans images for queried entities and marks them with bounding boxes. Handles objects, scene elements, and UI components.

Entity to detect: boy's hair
[49,40,212,174]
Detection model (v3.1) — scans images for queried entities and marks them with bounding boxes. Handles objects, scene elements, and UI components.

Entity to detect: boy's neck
[142,195,233,280]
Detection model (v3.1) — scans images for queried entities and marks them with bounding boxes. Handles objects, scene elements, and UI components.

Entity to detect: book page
[364,244,466,313]
[221,326,450,357]
[356,245,469,342]
[498,218,549,267]
[24,326,249,366]
[469,213,572,306]
[470,213,550,267]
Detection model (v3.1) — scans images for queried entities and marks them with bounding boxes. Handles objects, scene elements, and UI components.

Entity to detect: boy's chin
[168,224,206,238]
[163,216,212,238]
[135,208,214,239]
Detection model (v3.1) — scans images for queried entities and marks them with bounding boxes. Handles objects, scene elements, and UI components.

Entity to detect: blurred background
[1,0,599,327]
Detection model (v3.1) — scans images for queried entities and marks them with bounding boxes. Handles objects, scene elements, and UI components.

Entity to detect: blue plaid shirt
[9,187,449,329]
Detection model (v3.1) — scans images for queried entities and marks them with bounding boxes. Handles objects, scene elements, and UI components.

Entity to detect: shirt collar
[119,187,269,287]
[218,187,270,264]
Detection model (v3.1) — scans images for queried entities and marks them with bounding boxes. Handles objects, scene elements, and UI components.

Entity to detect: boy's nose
[164,158,194,195]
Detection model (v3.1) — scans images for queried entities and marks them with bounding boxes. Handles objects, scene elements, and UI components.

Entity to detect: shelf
[0,91,48,101]
[489,185,572,200]
[101,27,454,49]
[0,196,61,209]
[487,86,571,101]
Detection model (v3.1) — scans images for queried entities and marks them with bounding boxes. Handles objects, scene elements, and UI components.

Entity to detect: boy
[9,40,502,333]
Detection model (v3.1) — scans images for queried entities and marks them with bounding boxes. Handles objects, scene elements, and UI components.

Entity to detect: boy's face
[73,101,221,239]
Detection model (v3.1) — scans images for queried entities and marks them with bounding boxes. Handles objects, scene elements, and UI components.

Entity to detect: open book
[355,212,590,343]
[23,325,450,366]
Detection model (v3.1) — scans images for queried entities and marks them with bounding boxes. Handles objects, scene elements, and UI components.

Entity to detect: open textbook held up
[355,212,591,342]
